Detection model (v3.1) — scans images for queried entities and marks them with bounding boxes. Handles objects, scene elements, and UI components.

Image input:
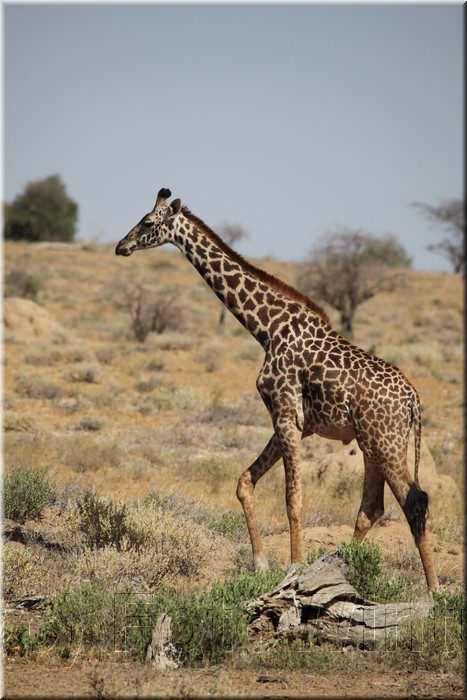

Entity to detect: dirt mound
[313,439,460,506]
[3,297,62,340]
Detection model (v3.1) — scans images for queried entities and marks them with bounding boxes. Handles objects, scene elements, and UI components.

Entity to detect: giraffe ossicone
[115,188,439,593]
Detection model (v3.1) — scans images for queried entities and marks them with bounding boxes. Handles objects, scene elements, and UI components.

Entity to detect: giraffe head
[115,188,182,256]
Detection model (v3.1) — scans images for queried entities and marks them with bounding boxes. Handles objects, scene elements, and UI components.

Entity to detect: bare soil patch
[3,659,464,698]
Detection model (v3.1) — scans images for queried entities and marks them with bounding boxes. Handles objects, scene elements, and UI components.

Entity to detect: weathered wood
[146,612,179,669]
[6,595,46,611]
[247,551,433,650]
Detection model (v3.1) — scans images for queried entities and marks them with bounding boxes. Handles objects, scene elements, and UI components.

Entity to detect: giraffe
[115,188,439,593]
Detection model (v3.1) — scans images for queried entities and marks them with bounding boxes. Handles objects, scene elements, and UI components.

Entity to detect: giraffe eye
[143,220,153,228]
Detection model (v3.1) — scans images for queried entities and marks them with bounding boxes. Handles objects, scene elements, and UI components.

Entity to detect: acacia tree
[297,228,411,338]
[4,174,78,242]
[412,199,464,275]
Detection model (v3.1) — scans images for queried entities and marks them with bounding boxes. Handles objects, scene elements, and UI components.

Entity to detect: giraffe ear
[164,198,182,225]
[169,198,182,216]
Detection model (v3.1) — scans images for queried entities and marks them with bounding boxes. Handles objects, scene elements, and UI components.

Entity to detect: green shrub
[68,492,128,550]
[339,539,407,602]
[47,583,136,649]
[3,543,51,598]
[3,620,54,657]
[4,174,78,242]
[208,510,248,541]
[306,546,327,565]
[432,590,465,627]
[5,569,285,662]
[3,467,54,523]
[4,268,43,300]
[123,569,286,665]
[333,472,363,499]
[199,456,237,481]
[385,589,465,671]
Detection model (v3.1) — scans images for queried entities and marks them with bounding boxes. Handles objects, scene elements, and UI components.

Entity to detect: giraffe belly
[313,424,356,442]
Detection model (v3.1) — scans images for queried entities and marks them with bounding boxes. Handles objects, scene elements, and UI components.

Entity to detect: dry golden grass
[3,241,464,586]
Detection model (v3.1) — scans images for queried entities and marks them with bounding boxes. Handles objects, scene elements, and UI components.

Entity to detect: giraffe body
[116,188,439,592]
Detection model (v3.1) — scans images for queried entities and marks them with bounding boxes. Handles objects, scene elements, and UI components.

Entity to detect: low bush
[3,412,36,432]
[3,467,54,523]
[4,268,43,300]
[208,510,248,541]
[3,543,47,598]
[74,417,103,431]
[119,285,185,341]
[67,492,128,550]
[46,583,136,649]
[15,374,64,400]
[385,589,465,672]
[66,492,214,588]
[4,561,464,673]
[4,569,285,663]
[165,569,285,666]
[306,546,328,565]
[62,434,124,473]
[339,539,408,602]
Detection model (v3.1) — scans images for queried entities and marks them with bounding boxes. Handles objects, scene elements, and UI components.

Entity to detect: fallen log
[246,551,433,650]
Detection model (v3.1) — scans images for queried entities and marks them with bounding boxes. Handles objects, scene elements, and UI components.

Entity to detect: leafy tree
[412,199,464,275]
[4,174,78,242]
[297,228,411,338]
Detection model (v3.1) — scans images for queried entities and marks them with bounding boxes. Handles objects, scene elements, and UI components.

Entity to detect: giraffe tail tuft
[405,482,429,545]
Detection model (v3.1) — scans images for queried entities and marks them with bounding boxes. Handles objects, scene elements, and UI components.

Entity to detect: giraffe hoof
[253,554,269,572]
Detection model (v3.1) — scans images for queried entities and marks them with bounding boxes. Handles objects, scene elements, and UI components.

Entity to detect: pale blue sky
[3,3,463,271]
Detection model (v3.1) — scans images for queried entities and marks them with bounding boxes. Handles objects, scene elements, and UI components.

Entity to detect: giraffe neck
[171,208,330,349]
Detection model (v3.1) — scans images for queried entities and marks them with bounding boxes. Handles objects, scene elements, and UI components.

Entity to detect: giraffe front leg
[236,434,282,571]
[274,415,303,566]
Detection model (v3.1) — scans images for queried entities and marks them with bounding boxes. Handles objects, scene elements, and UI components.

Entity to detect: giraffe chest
[302,372,355,437]
[258,345,356,432]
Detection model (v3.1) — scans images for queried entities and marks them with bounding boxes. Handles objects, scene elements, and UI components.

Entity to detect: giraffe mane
[181,206,331,325]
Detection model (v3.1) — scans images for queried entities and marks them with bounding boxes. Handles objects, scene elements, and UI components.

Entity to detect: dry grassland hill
[3,239,464,587]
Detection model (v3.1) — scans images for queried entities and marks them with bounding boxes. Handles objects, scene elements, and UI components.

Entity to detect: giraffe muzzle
[115,241,133,256]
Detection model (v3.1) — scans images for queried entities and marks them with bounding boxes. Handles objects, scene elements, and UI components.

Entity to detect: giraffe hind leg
[384,471,439,593]
[403,482,439,592]
[353,456,385,541]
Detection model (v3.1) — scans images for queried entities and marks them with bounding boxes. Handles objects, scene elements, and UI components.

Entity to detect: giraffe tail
[411,392,422,487]
[406,392,428,546]
[405,483,429,545]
